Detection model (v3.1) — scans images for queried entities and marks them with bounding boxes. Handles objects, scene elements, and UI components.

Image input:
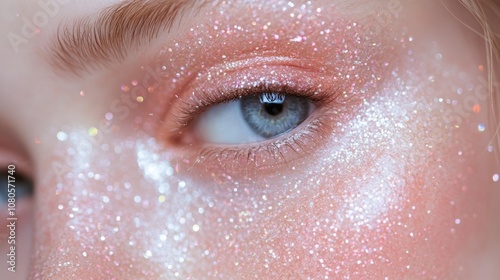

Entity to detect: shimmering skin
[0,0,499,279]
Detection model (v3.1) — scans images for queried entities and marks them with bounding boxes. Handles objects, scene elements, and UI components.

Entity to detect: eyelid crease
[158,56,341,129]
[155,55,334,125]
[44,0,212,75]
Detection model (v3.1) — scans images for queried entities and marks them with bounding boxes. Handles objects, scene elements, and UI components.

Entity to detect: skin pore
[1,0,500,279]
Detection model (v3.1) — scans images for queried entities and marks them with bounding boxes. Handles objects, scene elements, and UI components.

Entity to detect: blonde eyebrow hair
[45,0,209,74]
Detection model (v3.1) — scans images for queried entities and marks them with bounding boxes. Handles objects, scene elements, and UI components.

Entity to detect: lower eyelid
[166,108,342,177]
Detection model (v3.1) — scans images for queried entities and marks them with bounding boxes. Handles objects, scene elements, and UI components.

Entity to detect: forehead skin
[1,0,500,279]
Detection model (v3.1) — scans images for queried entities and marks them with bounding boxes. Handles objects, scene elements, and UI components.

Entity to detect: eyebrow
[45,0,208,74]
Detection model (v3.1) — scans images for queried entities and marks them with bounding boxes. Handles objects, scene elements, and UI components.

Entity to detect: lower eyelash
[182,111,334,174]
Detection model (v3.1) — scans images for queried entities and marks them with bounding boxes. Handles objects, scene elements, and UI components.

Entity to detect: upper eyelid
[158,61,347,144]
[174,82,332,125]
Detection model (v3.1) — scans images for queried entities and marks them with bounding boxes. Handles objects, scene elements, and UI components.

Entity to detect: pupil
[264,103,284,116]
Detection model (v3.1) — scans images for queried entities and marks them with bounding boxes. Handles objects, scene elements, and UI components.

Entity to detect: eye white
[193,100,266,144]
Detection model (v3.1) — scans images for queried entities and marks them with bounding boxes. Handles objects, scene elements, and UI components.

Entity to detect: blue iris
[240,92,309,138]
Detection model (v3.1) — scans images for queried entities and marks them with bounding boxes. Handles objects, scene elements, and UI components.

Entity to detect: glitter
[454,218,461,225]
[79,90,85,96]
[192,224,200,232]
[472,104,481,113]
[121,84,130,92]
[178,181,186,188]
[82,252,87,257]
[144,250,152,259]
[493,174,499,182]
[158,195,166,203]
[105,112,113,120]
[132,80,139,86]
[116,215,121,221]
[100,236,106,241]
[134,195,142,203]
[137,96,144,102]
[166,166,174,176]
[158,185,168,194]
[477,123,486,132]
[57,204,64,210]
[102,196,110,203]
[88,127,98,136]
[56,131,68,141]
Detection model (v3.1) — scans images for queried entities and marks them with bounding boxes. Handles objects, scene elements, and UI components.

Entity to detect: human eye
[0,135,34,279]
[189,89,316,144]
[0,136,34,210]
[157,55,370,172]
[162,61,346,169]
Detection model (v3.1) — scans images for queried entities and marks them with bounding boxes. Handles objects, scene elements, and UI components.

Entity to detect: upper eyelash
[169,81,341,130]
